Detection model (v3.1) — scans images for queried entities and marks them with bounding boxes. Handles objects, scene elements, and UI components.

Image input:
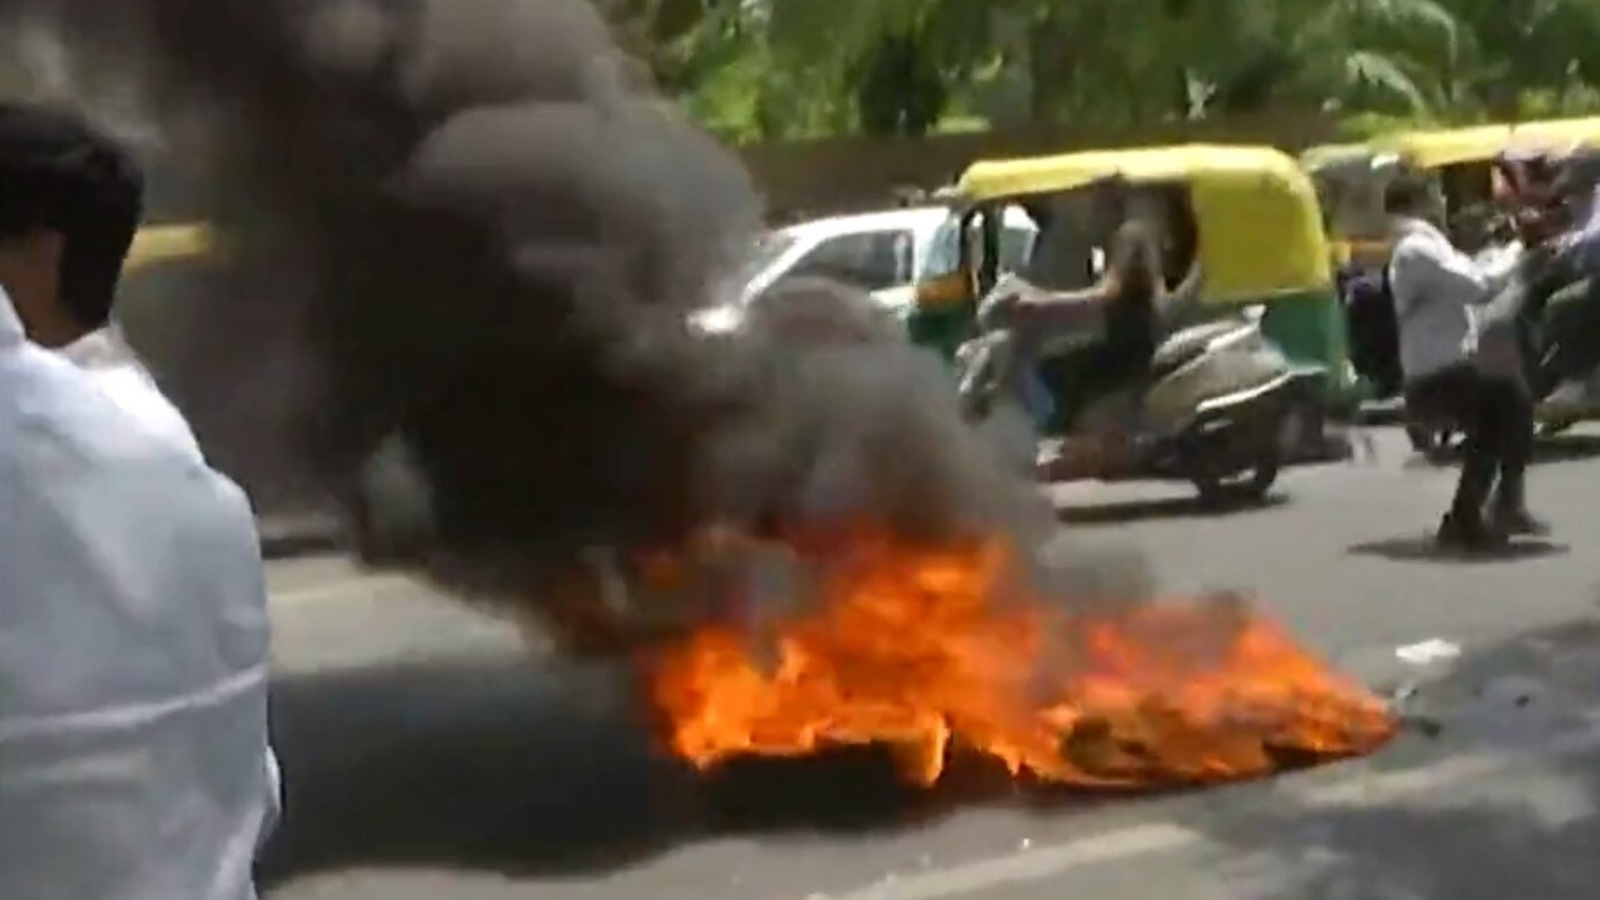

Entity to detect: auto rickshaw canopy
[1300,142,1378,175]
[1367,124,1515,169]
[952,143,1331,303]
[1328,117,1600,173]
[127,222,214,273]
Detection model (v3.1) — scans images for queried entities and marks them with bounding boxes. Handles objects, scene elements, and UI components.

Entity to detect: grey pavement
[261,425,1600,900]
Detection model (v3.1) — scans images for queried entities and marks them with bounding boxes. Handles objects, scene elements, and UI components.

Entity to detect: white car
[693,205,1038,333]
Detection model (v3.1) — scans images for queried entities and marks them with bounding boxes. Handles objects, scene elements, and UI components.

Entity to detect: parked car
[692,205,1038,333]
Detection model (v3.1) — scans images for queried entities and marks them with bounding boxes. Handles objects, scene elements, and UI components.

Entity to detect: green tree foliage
[610,0,1600,141]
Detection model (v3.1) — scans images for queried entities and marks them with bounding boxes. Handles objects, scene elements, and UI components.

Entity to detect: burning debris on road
[18,0,1398,787]
[645,524,1396,787]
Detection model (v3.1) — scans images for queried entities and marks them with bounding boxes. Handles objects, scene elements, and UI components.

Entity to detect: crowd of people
[985,142,1600,549]
[10,87,1600,898]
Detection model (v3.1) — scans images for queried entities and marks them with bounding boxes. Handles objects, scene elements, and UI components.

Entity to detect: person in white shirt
[0,102,278,900]
[1385,172,1547,547]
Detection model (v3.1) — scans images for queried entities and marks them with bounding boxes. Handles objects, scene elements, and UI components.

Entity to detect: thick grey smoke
[24,0,1055,612]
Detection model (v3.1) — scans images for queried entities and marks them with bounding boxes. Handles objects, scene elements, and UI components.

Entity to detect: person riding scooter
[1000,177,1166,472]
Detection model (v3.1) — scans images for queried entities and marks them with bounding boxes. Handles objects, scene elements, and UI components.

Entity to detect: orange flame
[646,527,1396,787]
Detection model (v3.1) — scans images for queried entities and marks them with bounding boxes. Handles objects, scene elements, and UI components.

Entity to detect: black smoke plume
[18,0,1056,614]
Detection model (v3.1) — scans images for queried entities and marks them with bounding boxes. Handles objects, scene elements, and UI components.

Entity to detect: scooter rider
[1004,176,1165,476]
[1386,172,1549,547]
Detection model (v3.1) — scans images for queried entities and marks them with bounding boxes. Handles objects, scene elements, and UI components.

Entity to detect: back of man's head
[0,103,144,332]
[1382,171,1437,218]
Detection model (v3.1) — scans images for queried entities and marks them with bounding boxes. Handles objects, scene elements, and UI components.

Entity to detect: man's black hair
[0,103,144,330]
[1382,171,1435,216]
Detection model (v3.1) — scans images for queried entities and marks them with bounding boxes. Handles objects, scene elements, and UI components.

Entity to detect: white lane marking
[269,573,419,607]
[815,719,1600,900]
[821,823,1202,900]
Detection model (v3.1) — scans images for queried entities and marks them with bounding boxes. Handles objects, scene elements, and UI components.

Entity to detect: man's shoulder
[1389,227,1452,269]
[1,343,179,470]
[0,344,244,519]
[0,345,262,652]
[1389,224,1435,252]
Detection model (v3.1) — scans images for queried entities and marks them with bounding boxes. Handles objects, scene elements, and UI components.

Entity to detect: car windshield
[923,218,963,278]
[923,215,1038,279]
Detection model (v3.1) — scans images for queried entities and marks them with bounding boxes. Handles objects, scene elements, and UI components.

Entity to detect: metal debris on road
[1395,638,1462,666]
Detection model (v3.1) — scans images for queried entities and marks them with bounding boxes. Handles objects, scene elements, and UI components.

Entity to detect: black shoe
[1436,511,1505,549]
[1490,506,1551,537]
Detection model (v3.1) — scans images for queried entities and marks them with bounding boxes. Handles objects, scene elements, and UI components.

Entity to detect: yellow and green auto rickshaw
[114,221,218,366]
[1307,118,1600,440]
[1304,125,1523,273]
[1306,118,1600,266]
[907,142,1355,423]
[126,221,214,274]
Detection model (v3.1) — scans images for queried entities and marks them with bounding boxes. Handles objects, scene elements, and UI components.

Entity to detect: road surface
[262,427,1600,900]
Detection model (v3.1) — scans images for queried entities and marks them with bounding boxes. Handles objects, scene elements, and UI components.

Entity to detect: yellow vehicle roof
[1505,116,1600,152]
[1300,142,1374,172]
[1360,118,1600,169]
[955,144,1330,301]
[126,222,214,273]
[1368,125,1514,169]
[956,143,1305,200]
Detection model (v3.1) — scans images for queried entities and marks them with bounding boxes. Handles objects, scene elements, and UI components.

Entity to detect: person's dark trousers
[1037,337,1153,435]
[1405,363,1535,536]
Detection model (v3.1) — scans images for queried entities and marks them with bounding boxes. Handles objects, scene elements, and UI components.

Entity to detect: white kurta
[0,290,277,900]
[60,325,203,458]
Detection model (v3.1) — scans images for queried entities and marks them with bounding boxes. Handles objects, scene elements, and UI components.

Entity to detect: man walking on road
[1386,172,1548,548]
[0,103,279,900]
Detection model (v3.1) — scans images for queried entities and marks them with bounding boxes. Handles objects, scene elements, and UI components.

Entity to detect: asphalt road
[262,426,1600,900]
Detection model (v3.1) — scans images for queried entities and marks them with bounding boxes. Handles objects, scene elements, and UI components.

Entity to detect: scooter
[957,299,1319,506]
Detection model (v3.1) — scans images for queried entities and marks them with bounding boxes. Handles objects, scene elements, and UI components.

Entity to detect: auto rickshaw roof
[1503,116,1600,153]
[1367,124,1515,169]
[1300,143,1375,173]
[958,143,1331,302]
[1360,118,1600,169]
[127,222,214,273]
[954,143,1311,202]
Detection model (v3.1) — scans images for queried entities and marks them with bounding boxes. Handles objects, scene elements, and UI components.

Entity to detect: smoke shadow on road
[258,657,1005,890]
[259,647,1362,891]
[257,658,675,887]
